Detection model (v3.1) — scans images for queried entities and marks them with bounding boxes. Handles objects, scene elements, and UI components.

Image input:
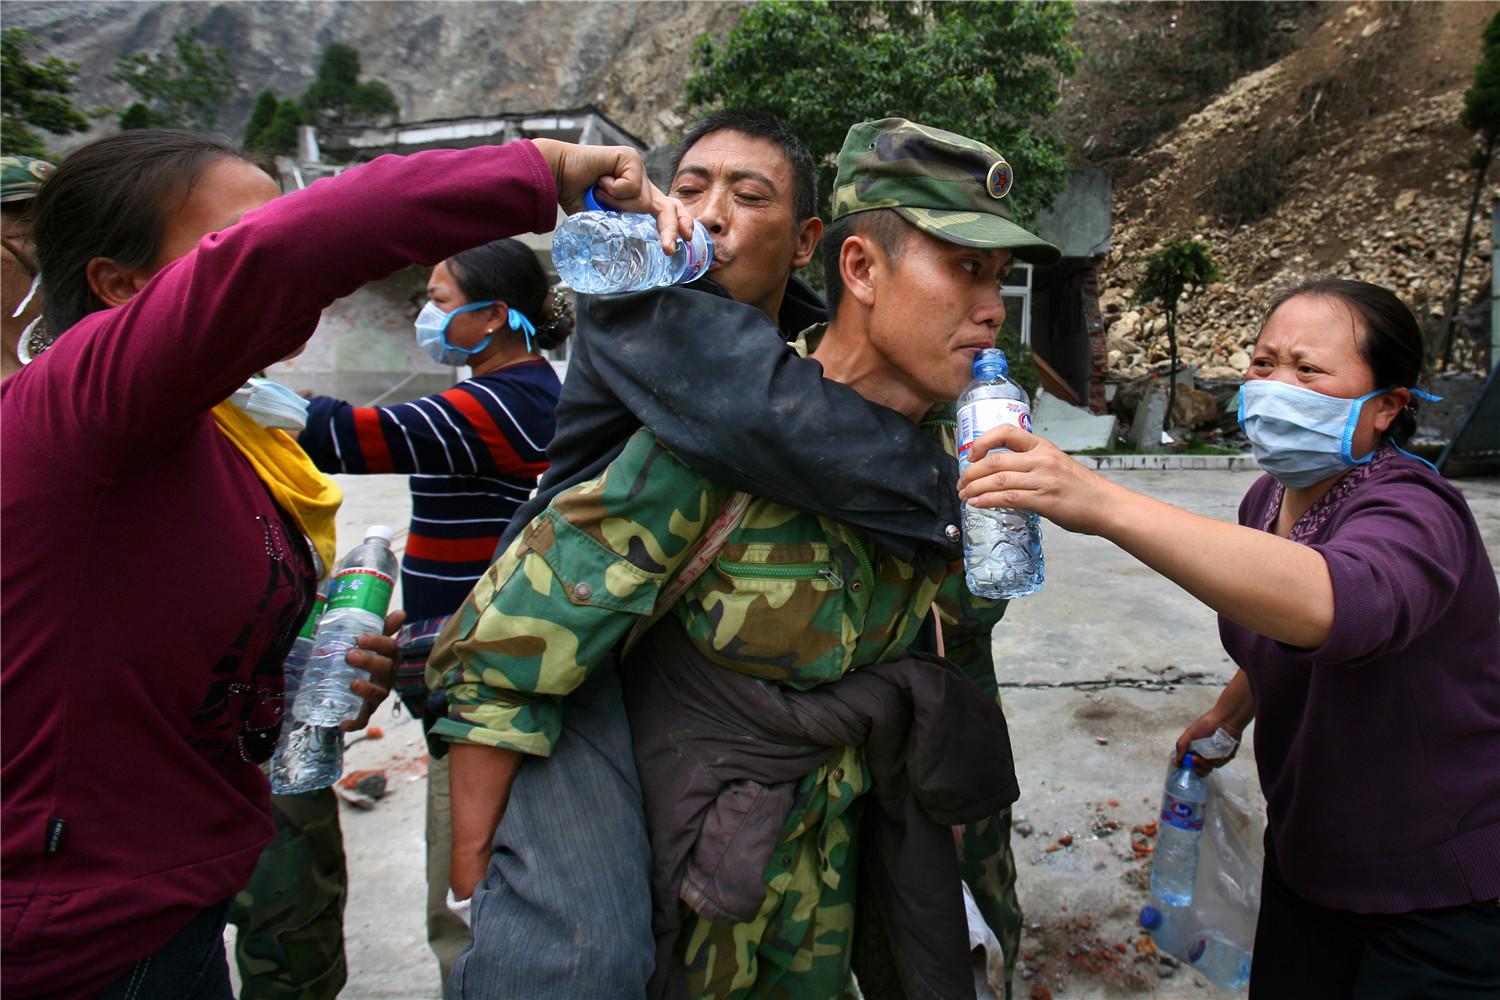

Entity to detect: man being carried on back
[430,117,1059,998]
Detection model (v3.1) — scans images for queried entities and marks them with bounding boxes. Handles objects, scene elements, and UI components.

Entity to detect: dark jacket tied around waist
[623,618,1020,1000]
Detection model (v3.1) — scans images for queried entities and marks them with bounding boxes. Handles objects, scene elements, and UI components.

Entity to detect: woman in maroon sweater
[0,129,687,999]
[960,279,1500,998]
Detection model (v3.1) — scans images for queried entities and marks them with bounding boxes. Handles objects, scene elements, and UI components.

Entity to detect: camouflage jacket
[427,331,1006,754]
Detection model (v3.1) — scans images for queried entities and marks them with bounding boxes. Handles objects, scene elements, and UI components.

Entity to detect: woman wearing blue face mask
[296,237,573,982]
[958,278,1500,999]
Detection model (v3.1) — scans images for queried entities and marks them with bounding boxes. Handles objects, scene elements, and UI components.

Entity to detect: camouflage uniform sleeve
[934,572,1007,689]
[426,428,730,755]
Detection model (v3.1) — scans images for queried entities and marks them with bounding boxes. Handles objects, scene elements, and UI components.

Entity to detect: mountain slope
[1097,1,1498,379]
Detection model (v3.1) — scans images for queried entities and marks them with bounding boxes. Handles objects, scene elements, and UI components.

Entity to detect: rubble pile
[1098,3,1498,381]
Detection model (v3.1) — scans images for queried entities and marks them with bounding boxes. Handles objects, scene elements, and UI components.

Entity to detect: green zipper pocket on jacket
[716,557,844,589]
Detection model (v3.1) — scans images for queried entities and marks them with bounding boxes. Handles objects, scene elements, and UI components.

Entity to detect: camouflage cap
[0,155,56,204]
[831,118,1060,265]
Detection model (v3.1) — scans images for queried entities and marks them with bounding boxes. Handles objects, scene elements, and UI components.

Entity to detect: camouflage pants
[958,808,1020,1000]
[227,788,348,1000]
[681,803,860,999]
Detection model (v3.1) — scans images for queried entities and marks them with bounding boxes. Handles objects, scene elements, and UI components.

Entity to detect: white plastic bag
[1197,766,1263,941]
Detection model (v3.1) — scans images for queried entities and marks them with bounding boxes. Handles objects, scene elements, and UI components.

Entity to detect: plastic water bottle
[292,526,398,727]
[1187,930,1252,989]
[551,188,713,294]
[1141,907,1252,987]
[955,348,1044,598]
[270,592,346,792]
[1151,753,1209,906]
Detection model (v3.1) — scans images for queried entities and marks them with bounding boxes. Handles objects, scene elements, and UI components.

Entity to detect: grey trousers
[445,663,655,1000]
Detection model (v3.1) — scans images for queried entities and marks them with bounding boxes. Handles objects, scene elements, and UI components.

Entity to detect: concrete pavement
[260,467,1499,999]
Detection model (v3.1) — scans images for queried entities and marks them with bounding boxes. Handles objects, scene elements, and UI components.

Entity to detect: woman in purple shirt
[960,278,1500,998]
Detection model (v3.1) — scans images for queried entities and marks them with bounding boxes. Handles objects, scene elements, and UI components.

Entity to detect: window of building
[1001,261,1033,345]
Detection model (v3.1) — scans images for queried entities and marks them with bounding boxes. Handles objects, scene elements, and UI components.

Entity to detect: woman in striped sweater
[297,237,572,981]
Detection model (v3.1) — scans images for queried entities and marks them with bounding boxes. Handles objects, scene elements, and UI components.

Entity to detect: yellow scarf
[210,400,342,572]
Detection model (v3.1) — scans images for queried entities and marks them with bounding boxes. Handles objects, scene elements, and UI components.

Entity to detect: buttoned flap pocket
[522,509,661,615]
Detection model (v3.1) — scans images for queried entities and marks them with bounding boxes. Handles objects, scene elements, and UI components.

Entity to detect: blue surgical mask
[415,299,498,367]
[230,377,309,431]
[1238,379,1440,488]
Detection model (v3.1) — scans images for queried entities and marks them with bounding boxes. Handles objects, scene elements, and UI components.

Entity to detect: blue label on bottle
[1160,794,1205,831]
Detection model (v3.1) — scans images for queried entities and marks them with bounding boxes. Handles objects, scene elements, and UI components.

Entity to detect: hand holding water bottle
[957,421,1128,537]
[530,138,694,256]
[1175,670,1254,773]
[553,187,714,294]
[335,609,405,732]
[293,526,405,727]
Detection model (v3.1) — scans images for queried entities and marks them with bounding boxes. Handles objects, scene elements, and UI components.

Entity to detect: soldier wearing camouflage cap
[2,155,56,378]
[812,118,1059,992]
[830,117,1059,262]
[431,117,1046,998]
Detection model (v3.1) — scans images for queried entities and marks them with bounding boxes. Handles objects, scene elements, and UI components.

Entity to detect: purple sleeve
[1283,482,1471,665]
[13,141,556,472]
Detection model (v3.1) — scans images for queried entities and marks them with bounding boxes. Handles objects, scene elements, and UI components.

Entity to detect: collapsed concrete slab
[1033,387,1118,453]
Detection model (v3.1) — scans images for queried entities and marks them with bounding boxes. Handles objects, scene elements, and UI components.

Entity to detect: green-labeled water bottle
[291,526,397,727]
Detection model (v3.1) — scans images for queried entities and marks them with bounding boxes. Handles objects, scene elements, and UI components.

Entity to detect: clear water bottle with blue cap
[955,348,1044,599]
[1151,753,1210,906]
[551,187,714,294]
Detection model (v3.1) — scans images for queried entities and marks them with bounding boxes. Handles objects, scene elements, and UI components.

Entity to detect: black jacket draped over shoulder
[496,276,963,562]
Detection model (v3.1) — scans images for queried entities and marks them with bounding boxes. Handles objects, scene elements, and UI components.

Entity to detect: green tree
[1442,11,1500,368]
[243,90,278,147]
[1136,241,1219,437]
[1,28,91,157]
[684,0,1077,228]
[299,43,398,127]
[110,28,236,131]
[253,100,305,155]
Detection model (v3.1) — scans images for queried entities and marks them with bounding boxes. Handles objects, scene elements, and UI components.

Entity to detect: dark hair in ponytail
[445,238,574,351]
[1260,277,1425,444]
[34,129,261,334]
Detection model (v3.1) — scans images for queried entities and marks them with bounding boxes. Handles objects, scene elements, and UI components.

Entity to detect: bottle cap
[1139,905,1162,929]
[973,347,1009,379]
[1182,752,1196,770]
[583,186,617,212]
[364,524,395,543]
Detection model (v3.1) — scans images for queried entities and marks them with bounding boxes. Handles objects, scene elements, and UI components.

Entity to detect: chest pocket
[716,542,846,591]
[680,538,861,684]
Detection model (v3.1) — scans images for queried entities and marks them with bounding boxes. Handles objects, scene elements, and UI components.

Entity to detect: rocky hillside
[10,0,1493,385]
[3,0,744,148]
[1093,1,1498,381]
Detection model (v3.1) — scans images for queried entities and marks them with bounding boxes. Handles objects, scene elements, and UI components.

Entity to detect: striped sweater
[300,359,560,620]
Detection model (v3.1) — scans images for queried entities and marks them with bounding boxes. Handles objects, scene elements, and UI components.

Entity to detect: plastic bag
[1190,766,1263,949]
[1189,726,1240,763]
